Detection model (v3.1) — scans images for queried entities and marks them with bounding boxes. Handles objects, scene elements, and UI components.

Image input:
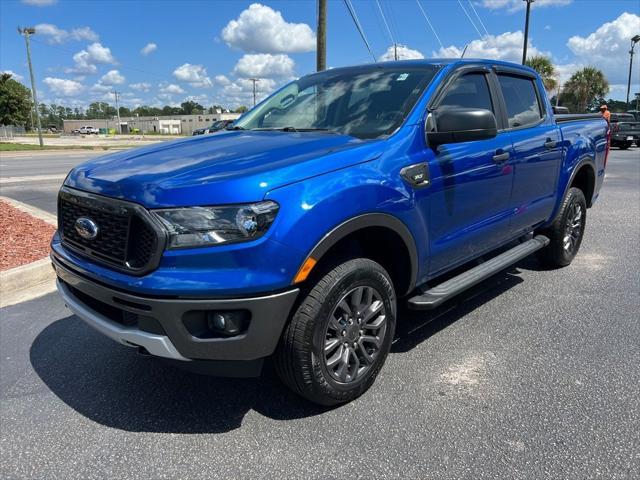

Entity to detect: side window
[439,73,494,113]
[498,74,543,128]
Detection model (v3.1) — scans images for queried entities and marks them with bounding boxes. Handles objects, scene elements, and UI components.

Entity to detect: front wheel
[537,187,587,268]
[619,142,631,150]
[275,258,396,406]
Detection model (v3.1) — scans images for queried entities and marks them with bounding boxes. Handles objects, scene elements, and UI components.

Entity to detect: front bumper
[52,254,299,364]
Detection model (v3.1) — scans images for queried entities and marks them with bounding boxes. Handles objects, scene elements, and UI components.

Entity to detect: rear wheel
[619,142,631,150]
[537,187,587,268]
[275,258,396,406]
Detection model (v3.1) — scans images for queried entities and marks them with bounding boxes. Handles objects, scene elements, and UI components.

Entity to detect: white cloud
[86,42,116,64]
[378,45,424,62]
[567,12,640,84]
[66,42,117,75]
[214,74,232,86]
[90,83,112,93]
[160,83,185,94]
[2,70,24,82]
[140,42,157,56]
[130,82,152,92]
[172,63,213,88]
[220,77,278,107]
[99,69,125,85]
[434,31,545,63]
[43,77,84,96]
[184,94,209,105]
[22,0,57,6]
[222,3,315,53]
[234,53,295,78]
[34,23,98,44]
[479,0,571,13]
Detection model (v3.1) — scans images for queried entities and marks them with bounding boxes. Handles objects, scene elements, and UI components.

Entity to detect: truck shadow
[30,264,529,434]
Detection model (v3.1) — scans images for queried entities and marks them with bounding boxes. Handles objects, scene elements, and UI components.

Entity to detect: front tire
[619,142,631,150]
[275,258,396,406]
[537,187,587,268]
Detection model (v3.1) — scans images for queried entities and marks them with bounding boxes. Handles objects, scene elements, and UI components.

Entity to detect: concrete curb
[0,198,57,308]
[1,258,56,308]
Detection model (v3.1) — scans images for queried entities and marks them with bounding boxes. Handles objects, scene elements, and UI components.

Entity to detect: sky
[1,0,639,110]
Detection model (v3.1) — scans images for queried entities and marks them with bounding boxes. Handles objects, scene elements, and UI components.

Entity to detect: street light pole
[522,0,534,65]
[112,90,122,134]
[626,35,640,110]
[248,78,259,107]
[17,26,43,147]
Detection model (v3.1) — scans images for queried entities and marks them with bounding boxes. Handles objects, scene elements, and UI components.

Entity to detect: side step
[408,235,550,310]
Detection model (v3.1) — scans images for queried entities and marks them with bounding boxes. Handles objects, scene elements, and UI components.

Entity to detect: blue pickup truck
[52,59,609,405]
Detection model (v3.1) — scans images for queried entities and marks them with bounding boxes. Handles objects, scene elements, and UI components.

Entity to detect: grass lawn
[0,143,138,152]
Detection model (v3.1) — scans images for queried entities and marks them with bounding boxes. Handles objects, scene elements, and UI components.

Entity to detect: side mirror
[426,108,498,147]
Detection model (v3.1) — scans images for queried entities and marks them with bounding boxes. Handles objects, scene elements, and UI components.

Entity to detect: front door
[424,70,515,275]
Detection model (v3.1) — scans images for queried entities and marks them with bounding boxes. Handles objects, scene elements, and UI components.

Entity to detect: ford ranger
[52,59,609,405]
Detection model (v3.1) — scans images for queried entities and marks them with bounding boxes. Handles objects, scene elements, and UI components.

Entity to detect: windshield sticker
[396,73,409,81]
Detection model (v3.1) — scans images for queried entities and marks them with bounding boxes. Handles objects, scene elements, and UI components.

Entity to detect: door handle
[544,138,557,149]
[492,151,510,163]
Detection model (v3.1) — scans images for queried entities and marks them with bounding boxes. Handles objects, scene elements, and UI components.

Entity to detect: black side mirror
[426,108,498,147]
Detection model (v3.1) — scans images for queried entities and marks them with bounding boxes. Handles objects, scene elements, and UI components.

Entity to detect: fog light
[206,310,249,336]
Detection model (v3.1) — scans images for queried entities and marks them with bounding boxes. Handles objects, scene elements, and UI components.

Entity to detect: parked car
[76,126,99,135]
[609,113,639,149]
[192,127,208,136]
[51,59,609,405]
[208,119,235,133]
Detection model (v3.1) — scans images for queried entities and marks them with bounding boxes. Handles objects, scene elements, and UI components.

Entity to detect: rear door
[426,67,515,274]
[494,70,562,235]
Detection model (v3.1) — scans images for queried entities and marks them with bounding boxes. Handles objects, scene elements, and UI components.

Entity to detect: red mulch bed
[0,200,56,271]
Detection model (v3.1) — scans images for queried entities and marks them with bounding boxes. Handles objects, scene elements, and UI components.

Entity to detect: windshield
[234,65,439,139]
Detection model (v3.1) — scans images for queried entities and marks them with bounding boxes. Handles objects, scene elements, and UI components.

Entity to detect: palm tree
[525,55,558,93]
[563,67,610,113]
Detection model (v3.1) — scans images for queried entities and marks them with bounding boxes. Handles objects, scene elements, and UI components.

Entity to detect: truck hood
[65,130,384,207]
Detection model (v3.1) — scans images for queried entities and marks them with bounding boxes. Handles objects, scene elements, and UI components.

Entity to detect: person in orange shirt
[600,104,611,122]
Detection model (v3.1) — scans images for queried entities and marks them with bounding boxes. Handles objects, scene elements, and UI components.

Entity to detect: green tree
[161,106,181,116]
[235,106,248,114]
[562,67,609,113]
[86,102,116,119]
[525,55,558,93]
[118,106,132,117]
[0,73,32,126]
[180,101,204,115]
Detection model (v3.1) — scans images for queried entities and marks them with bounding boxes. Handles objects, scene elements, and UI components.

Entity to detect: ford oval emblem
[75,217,99,240]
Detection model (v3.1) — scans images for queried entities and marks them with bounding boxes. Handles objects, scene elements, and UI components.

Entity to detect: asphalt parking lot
[1,149,639,479]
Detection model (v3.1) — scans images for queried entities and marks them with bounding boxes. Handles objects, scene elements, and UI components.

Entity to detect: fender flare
[300,213,419,295]
[563,156,596,207]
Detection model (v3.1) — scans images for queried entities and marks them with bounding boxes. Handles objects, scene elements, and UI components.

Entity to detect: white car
[78,126,99,135]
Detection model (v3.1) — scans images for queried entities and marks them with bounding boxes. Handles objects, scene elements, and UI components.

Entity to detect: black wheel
[619,142,631,150]
[275,258,396,406]
[537,187,587,268]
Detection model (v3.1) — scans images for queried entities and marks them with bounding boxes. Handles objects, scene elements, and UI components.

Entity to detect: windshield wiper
[252,127,333,133]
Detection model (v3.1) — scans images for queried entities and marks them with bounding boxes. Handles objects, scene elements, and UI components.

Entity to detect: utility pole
[18,26,43,147]
[112,90,122,134]
[394,43,398,61]
[317,0,327,71]
[626,35,640,110]
[248,78,259,107]
[522,0,534,65]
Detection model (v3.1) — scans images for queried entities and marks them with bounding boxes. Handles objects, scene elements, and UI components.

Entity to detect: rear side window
[497,74,543,128]
[439,73,494,113]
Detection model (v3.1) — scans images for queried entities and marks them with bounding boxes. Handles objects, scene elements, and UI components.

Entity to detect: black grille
[58,187,163,274]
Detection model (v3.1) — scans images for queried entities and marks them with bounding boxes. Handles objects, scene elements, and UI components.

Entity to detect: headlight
[152,201,279,249]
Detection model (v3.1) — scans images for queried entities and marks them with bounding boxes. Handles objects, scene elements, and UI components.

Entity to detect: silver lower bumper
[57,279,189,361]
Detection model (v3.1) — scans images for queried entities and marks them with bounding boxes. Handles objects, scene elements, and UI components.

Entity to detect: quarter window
[439,73,494,113]
[497,75,543,128]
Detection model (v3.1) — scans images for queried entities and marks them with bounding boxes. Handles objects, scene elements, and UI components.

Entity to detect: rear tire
[619,142,631,150]
[275,258,396,406]
[537,187,587,268]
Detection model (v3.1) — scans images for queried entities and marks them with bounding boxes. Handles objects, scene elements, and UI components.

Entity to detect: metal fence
[0,125,26,139]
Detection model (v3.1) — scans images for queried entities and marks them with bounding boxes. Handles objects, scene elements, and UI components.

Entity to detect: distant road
[0,151,102,214]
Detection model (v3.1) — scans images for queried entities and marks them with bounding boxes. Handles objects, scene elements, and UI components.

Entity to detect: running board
[407,235,550,310]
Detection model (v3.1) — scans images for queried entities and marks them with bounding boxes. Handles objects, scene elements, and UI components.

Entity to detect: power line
[467,0,490,36]
[343,0,376,63]
[457,0,483,38]
[376,0,396,46]
[415,0,444,50]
